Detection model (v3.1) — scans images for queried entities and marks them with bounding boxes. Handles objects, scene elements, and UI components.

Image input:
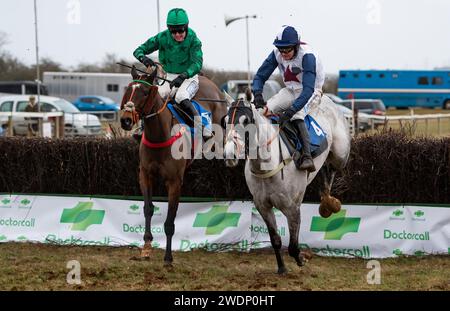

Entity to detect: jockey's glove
[170,73,188,88]
[253,93,265,109]
[141,56,155,68]
[279,108,296,127]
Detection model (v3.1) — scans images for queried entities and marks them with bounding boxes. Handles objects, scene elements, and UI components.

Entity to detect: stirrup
[299,155,316,172]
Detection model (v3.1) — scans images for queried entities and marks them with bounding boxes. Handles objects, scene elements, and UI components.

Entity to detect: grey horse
[223,92,351,274]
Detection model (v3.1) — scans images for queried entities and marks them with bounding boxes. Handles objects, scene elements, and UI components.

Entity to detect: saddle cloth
[271,115,328,158]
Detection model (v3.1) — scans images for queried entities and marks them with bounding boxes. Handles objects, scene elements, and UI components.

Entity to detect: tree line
[0,31,337,93]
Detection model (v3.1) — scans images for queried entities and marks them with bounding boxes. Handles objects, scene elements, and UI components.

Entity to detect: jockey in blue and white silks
[252,25,324,172]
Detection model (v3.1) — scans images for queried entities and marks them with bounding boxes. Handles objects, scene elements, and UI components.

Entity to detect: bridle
[122,78,170,124]
[226,99,254,158]
[226,100,281,156]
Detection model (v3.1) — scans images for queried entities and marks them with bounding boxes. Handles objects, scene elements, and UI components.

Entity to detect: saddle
[167,100,212,136]
[272,115,328,159]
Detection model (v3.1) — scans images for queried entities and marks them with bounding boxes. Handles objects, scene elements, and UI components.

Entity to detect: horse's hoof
[140,249,152,258]
[319,205,332,218]
[140,242,152,259]
[330,197,341,213]
[277,267,287,275]
[301,250,313,261]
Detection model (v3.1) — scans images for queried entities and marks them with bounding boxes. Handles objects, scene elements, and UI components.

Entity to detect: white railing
[0,111,64,138]
[365,113,450,135]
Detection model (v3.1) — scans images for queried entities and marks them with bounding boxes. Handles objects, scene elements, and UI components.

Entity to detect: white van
[0,95,102,136]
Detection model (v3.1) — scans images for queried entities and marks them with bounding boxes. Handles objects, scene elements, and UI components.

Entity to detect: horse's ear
[146,69,157,84]
[131,65,138,80]
[222,91,234,108]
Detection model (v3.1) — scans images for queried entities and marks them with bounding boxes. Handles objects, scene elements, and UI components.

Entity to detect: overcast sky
[1,0,449,75]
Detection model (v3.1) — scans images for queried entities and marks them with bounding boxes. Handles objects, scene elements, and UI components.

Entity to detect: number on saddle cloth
[274,115,328,158]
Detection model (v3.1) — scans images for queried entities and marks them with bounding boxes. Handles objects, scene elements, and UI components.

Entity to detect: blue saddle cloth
[271,115,328,158]
[167,100,212,135]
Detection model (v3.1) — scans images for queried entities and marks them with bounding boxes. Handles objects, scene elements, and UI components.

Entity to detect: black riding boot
[293,119,316,172]
[179,99,212,138]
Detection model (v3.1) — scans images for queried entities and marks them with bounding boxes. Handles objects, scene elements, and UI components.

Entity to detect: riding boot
[132,120,144,142]
[293,119,316,172]
[178,99,212,138]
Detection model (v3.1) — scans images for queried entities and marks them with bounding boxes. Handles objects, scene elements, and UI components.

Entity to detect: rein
[226,101,293,179]
[123,78,185,149]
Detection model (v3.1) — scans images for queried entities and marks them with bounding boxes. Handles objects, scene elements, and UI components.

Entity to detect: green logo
[193,205,241,235]
[310,209,361,240]
[252,207,281,216]
[17,235,27,241]
[393,248,403,256]
[60,202,105,231]
[20,199,31,205]
[129,204,139,211]
[0,235,7,241]
[414,210,424,217]
[1,198,11,205]
[392,209,403,217]
[414,250,425,256]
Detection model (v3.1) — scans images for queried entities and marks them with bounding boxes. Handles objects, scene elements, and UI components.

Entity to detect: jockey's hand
[141,56,155,68]
[279,108,296,127]
[170,73,188,89]
[253,93,265,109]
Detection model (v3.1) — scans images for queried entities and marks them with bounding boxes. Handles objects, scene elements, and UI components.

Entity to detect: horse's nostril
[120,118,132,129]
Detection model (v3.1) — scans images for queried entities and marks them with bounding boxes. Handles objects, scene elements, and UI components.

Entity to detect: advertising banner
[0,194,448,258]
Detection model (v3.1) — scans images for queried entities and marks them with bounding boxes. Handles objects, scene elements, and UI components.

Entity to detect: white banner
[0,194,448,258]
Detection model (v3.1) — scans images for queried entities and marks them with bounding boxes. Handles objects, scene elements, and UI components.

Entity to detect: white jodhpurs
[158,73,199,103]
[266,87,323,120]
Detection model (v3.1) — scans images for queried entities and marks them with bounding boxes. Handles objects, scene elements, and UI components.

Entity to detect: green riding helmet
[167,8,189,26]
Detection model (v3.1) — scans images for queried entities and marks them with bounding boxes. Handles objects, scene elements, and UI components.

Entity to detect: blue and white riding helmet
[273,25,300,47]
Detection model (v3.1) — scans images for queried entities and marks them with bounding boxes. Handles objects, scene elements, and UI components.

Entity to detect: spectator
[25,95,39,136]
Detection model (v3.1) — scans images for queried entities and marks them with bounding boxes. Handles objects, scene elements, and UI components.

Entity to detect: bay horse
[223,92,351,274]
[120,66,227,265]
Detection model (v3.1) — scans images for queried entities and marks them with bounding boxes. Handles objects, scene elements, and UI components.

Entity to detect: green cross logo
[193,205,241,235]
[252,207,281,216]
[20,199,31,205]
[0,235,7,241]
[1,198,10,205]
[393,248,403,256]
[310,209,361,240]
[60,202,105,231]
[129,204,139,211]
[414,210,424,217]
[392,209,403,217]
[17,235,27,241]
[414,250,425,256]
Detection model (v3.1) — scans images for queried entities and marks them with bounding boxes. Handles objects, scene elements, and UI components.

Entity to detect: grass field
[0,243,448,291]
[359,108,450,137]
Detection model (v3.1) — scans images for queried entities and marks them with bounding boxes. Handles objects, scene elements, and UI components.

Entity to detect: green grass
[0,243,448,291]
[361,108,450,137]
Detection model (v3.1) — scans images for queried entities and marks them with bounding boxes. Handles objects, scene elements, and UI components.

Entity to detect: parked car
[336,103,372,132]
[72,95,119,112]
[340,99,386,116]
[0,95,102,136]
[323,93,372,132]
[324,93,344,104]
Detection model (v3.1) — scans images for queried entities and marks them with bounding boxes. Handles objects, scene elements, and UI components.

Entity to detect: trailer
[338,70,450,109]
[43,72,131,103]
